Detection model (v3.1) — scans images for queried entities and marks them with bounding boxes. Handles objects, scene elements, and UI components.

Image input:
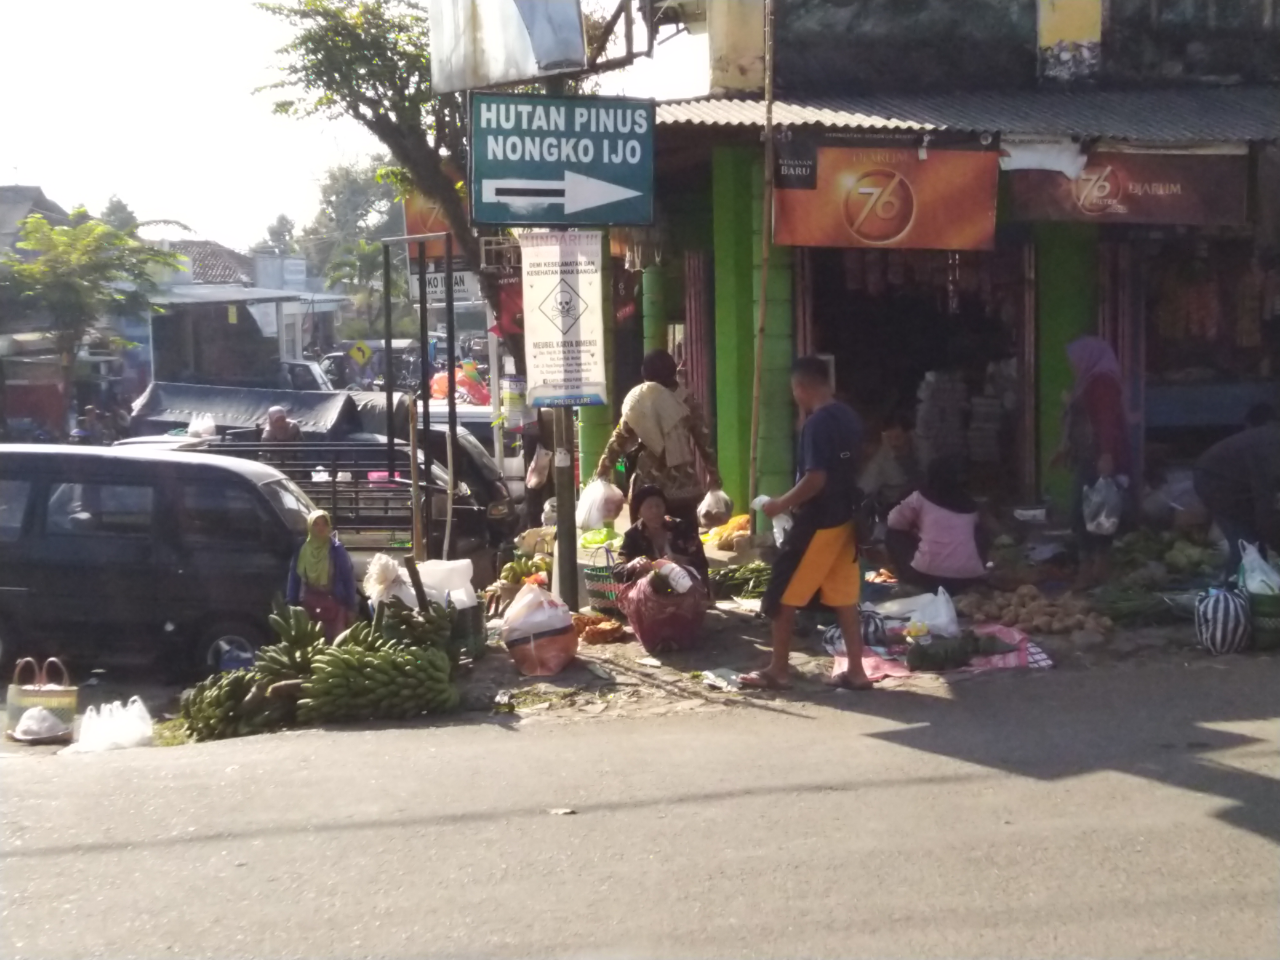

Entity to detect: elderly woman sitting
[613,485,709,587]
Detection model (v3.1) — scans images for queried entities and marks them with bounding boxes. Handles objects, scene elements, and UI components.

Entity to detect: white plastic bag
[13,706,72,742]
[697,490,734,529]
[653,559,694,594]
[417,558,477,609]
[914,589,961,638]
[501,582,572,642]
[1239,541,1280,595]
[1082,477,1124,536]
[63,697,153,753]
[363,553,419,609]
[187,412,216,439]
[576,479,624,531]
[751,495,793,547]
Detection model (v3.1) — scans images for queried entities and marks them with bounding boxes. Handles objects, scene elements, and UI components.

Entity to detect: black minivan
[0,445,315,674]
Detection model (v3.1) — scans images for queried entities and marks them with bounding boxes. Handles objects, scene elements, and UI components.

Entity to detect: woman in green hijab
[286,510,357,640]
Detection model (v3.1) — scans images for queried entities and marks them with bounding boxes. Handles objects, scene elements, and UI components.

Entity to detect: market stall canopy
[349,390,411,440]
[130,382,363,439]
[656,86,1280,142]
[148,285,302,306]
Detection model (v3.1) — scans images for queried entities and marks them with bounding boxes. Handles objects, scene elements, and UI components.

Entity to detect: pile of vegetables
[703,515,752,552]
[1114,530,1220,578]
[905,629,1019,672]
[707,560,772,600]
[954,585,1113,635]
[500,554,552,584]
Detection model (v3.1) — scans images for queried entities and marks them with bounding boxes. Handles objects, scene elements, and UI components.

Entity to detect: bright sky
[2,1,705,251]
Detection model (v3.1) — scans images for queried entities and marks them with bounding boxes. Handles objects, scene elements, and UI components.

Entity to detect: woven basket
[584,546,623,616]
[6,659,77,736]
[1250,592,1280,651]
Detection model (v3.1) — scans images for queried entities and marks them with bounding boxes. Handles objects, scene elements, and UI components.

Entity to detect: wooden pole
[747,0,777,521]
[407,392,425,563]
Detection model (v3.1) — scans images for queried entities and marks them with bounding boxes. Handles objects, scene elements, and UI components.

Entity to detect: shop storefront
[777,132,1037,502]
[1009,144,1280,487]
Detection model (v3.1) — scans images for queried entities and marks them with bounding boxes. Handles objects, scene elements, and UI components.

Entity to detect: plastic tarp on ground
[350,390,411,440]
[130,382,364,439]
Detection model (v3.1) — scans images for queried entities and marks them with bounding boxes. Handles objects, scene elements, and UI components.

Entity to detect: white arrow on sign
[482,170,642,215]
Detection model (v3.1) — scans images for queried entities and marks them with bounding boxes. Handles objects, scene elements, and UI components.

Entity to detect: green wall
[711,145,793,511]
[1035,221,1097,509]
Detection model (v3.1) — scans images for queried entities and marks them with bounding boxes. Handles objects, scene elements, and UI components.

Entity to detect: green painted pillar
[578,232,614,481]
[1035,222,1098,509]
[642,264,666,353]
[712,145,794,512]
[712,146,757,511]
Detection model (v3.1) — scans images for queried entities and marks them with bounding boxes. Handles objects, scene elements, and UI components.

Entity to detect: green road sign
[469,93,654,227]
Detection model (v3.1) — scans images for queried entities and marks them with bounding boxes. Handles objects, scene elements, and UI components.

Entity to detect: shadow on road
[823,658,1280,845]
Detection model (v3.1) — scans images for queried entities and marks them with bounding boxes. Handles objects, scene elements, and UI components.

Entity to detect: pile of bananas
[380,596,457,663]
[297,644,458,724]
[180,671,293,742]
[268,598,326,649]
[500,555,551,584]
[182,602,463,742]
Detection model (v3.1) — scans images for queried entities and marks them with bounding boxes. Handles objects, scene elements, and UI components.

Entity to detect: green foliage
[255,213,299,255]
[99,196,138,232]
[326,237,407,327]
[298,155,405,276]
[0,209,181,352]
[259,0,476,283]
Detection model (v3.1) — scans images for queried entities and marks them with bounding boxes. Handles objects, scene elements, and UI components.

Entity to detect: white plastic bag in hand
[1082,477,1124,536]
[1239,541,1280,594]
[697,490,734,528]
[750,495,792,547]
[576,479,624,531]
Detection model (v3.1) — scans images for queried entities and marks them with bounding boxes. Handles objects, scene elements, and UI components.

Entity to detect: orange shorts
[780,521,861,609]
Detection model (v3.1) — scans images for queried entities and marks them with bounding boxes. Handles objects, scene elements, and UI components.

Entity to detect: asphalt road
[3,659,1278,960]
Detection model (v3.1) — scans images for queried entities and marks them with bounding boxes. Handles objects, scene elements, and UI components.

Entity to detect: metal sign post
[470,93,655,227]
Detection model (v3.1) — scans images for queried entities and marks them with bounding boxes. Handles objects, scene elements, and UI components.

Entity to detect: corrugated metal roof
[150,285,302,306]
[656,86,1280,141]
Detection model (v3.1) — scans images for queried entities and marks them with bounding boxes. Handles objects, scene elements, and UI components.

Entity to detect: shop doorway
[800,244,1035,503]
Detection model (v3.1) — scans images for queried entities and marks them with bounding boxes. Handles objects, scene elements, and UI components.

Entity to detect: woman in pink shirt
[886,455,988,595]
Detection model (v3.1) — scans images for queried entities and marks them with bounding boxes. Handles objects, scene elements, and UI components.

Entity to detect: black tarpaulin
[130,382,363,439]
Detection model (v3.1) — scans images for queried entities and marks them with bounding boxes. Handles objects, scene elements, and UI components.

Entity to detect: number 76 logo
[842,169,917,244]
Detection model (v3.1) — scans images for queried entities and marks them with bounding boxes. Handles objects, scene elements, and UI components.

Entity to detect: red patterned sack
[617,570,707,654]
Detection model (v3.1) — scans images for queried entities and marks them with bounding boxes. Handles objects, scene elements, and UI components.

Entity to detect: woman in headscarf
[1054,336,1130,587]
[286,510,357,641]
[612,485,710,587]
[595,349,722,526]
[886,455,988,595]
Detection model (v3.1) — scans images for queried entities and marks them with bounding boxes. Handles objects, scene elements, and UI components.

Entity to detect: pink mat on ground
[835,624,1053,681]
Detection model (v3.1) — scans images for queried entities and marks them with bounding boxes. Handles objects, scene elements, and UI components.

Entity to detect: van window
[179,482,267,544]
[46,483,154,536]
[0,479,31,542]
[260,478,315,537]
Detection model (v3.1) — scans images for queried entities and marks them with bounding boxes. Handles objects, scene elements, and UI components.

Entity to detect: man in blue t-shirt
[744,356,875,692]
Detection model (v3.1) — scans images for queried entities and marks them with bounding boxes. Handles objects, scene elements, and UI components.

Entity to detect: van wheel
[193,621,267,679]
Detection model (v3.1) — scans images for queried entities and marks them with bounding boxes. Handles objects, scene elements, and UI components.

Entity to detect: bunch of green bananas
[380,597,456,662]
[500,555,551,584]
[180,671,292,742]
[296,644,459,725]
[255,641,320,683]
[268,597,326,649]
